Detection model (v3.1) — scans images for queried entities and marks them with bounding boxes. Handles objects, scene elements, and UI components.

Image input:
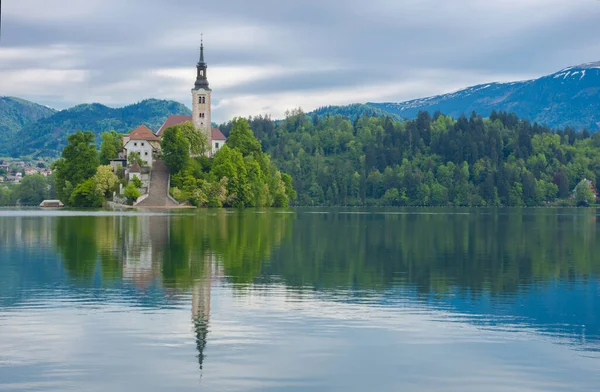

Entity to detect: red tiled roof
[212,127,227,141]
[156,115,192,136]
[129,162,141,173]
[155,116,227,141]
[128,125,160,141]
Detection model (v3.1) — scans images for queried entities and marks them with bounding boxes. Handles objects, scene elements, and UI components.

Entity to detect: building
[40,200,64,208]
[128,162,142,182]
[156,41,227,156]
[123,125,160,167]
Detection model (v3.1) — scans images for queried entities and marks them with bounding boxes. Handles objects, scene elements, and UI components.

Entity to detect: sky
[1,0,600,122]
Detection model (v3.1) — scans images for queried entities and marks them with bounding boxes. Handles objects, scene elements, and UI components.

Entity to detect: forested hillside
[8,99,190,157]
[310,104,402,121]
[220,109,600,207]
[0,97,56,151]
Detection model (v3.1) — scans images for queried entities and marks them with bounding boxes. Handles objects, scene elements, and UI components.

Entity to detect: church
[124,42,227,167]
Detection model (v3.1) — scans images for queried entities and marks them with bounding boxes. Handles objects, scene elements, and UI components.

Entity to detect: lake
[0,208,599,391]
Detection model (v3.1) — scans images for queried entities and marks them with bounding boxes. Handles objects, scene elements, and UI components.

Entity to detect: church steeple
[194,37,209,89]
[199,36,205,64]
[192,37,213,152]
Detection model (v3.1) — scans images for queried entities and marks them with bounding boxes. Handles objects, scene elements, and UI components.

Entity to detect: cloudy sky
[1,0,600,122]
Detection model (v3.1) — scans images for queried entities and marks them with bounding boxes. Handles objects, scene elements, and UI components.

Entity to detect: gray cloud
[1,0,600,121]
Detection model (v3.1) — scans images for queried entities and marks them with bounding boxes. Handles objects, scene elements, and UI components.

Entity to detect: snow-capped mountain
[369,62,600,131]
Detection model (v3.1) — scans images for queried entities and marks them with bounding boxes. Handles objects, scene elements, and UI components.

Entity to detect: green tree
[382,188,401,206]
[212,145,250,207]
[131,175,143,188]
[509,182,524,207]
[575,179,596,206]
[430,183,449,206]
[93,165,119,198]
[124,183,141,205]
[52,131,99,204]
[161,126,190,174]
[227,118,262,157]
[178,122,209,156]
[15,175,49,205]
[70,178,103,208]
[99,130,123,164]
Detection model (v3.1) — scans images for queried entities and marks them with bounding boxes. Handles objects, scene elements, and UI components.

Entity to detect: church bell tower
[192,38,212,148]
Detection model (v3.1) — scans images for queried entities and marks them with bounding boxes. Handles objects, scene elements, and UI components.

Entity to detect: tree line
[163,119,295,208]
[46,118,296,208]
[0,175,53,206]
[218,110,600,206]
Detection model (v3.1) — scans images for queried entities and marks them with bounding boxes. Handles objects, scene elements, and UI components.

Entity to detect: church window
[200,70,204,77]
[198,96,206,104]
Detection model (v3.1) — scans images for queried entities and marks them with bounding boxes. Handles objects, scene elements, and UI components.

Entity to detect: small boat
[40,200,65,208]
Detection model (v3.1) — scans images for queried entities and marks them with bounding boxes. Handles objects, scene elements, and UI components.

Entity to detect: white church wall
[125,140,154,167]
[212,139,225,155]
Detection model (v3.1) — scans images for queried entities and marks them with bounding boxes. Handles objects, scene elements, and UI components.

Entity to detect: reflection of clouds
[0,302,199,391]
[239,285,600,354]
[203,285,600,392]
[0,283,599,391]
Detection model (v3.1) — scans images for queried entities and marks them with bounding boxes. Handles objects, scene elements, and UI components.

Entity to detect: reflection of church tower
[192,253,216,372]
[122,215,171,288]
[192,37,212,148]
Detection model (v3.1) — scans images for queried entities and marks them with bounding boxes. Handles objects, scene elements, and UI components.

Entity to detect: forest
[3,109,600,208]
[219,110,600,206]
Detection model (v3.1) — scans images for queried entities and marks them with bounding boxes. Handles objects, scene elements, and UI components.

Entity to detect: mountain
[369,62,600,131]
[0,97,56,148]
[8,99,191,157]
[310,103,402,121]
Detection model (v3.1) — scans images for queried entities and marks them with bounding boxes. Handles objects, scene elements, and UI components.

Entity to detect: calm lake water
[0,208,599,391]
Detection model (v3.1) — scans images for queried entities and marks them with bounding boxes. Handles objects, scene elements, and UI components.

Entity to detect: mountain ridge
[367,61,600,131]
[2,61,600,157]
[0,97,57,145]
[5,99,191,157]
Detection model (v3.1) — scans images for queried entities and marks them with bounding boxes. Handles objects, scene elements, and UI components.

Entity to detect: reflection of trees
[52,210,294,288]
[266,209,600,294]
[162,210,294,287]
[55,217,100,281]
[51,210,294,375]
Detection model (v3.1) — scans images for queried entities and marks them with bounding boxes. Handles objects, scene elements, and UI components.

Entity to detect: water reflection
[0,208,599,390]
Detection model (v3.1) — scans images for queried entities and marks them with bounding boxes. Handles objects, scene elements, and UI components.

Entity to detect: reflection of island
[4,209,600,361]
[119,214,219,371]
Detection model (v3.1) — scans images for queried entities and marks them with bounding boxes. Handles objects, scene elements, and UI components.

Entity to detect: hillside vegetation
[219,109,600,207]
[8,99,190,157]
[0,97,56,151]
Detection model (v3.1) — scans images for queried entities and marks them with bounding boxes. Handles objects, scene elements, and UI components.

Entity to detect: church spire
[194,36,209,89]
[199,34,205,65]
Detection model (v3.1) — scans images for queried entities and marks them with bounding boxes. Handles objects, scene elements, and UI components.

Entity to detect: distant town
[0,159,53,184]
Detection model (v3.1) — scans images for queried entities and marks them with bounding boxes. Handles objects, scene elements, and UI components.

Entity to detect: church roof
[157,115,192,136]
[129,162,141,173]
[212,128,227,141]
[127,125,160,141]
[156,116,227,141]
